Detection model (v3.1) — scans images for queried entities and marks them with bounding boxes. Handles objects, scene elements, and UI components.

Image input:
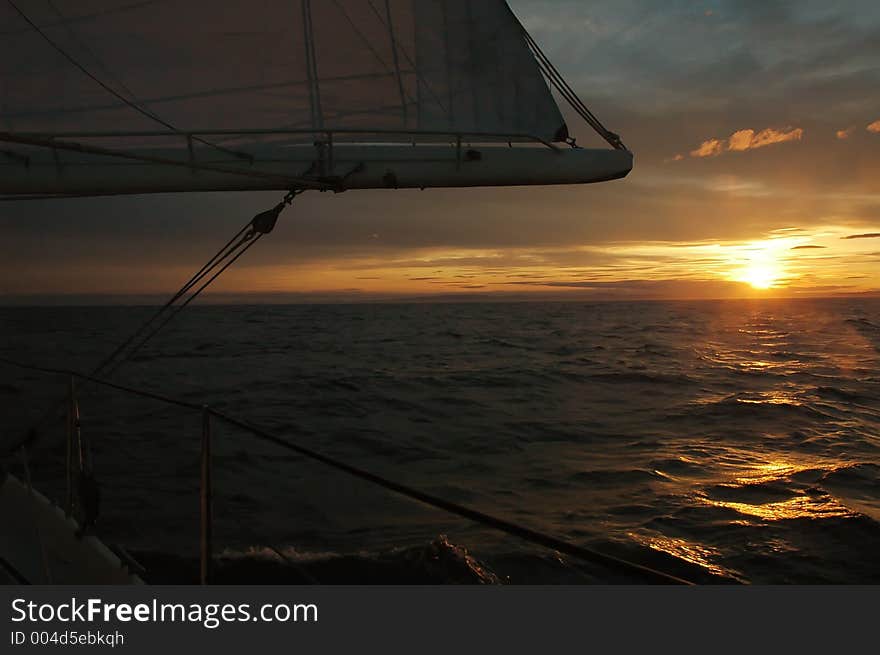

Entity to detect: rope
[507,8,627,151]
[527,33,625,150]
[0,357,694,585]
[1,191,301,455]
[99,191,299,378]
[211,409,693,585]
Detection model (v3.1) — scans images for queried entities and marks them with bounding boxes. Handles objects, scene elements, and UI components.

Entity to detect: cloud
[868,119,880,133]
[842,233,880,239]
[688,127,803,158]
[791,245,826,249]
[690,139,724,158]
[836,127,855,139]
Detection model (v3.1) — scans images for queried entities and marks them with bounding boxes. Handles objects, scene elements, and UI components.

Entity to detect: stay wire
[83,189,299,379]
[6,0,248,161]
[529,39,612,141]
[89,223,254,380]
[1,191,299,457]
[515,23,626,150]
[101,232,265,379]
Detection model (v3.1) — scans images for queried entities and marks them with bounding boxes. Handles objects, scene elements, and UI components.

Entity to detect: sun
[729,242,785,290]
[740,262,778,289]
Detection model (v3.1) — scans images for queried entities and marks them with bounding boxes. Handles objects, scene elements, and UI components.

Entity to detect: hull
[0,144,632,196]
[0,472,141,584]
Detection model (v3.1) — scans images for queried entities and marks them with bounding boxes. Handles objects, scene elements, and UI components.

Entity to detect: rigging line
[306,0,324,128]
[0,355,695,585]
[1,191,298,457]
[1,71,418,122]
[0,356,204,412]
[463,0,481,132]
[522,31,626,149]
[523,33,602,126]
[86,225,255,380]
[440,1,455,127]
[0,131,328,189]
[533,52,619,148]
[505,5,624,148]
[0,232,253,453]
[46,0,140,110]
[525,34,607,132]
[4,0,249,161]
[301,0,323,130]
[525,40,605,134]
[328,0,422,114]
[382,0,408,125]
[532,54,605,134]
[363,0,451,122]
[0,193,112,201]
[211,410,694,585]
[90,190,298,379]
[0,0,166,37]
[103,233,265,379]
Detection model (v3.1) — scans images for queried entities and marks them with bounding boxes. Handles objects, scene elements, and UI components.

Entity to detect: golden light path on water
[627,532,740,580]
[632,291,877,577]
[631,456,862,581]
[702,494,855,522]
[709,460,858,519]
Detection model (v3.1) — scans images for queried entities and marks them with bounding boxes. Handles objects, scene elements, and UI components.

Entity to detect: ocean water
[1,298,879,584]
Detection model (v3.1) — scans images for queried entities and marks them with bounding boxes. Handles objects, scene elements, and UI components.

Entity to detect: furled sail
[0,0,632,195]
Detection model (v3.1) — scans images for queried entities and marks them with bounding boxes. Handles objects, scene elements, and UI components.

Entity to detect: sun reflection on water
[702,459,858,522]
[703,494,855,522]
[628,532,740,580]
[734,390,804,406]
[732,461,802,484]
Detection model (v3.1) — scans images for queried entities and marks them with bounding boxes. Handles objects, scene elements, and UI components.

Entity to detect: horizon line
[2,291,879,307]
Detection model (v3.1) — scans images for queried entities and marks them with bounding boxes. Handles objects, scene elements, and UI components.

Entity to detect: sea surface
[2,298,879,584]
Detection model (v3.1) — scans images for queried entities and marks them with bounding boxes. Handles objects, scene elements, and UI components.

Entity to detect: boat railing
[0,355,693,585]
[4,128,563,176]
[15,128,561,148]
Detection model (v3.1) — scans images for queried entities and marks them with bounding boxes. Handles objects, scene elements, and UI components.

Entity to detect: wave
[820,462,880,489]
[571,469,667,485]
[669,394,839,424]
[133,536,502,585]
[584,371,697,386]
[814,385,877,404]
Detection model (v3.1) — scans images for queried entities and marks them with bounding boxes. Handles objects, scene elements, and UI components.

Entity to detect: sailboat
[0,0,642,585]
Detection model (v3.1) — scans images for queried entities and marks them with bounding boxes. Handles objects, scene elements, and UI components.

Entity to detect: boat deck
[0,470,141,584]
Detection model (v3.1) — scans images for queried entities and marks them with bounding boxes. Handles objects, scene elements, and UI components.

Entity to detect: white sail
[1,0,566,141]
[0,1,632,195]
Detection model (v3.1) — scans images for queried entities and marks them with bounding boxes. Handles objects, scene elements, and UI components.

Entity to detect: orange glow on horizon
[6,224,879,301]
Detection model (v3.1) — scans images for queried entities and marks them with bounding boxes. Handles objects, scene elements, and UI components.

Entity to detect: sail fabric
[0,0,567,145]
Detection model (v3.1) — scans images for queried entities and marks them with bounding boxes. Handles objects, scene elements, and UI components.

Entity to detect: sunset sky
[2,0,879,302]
